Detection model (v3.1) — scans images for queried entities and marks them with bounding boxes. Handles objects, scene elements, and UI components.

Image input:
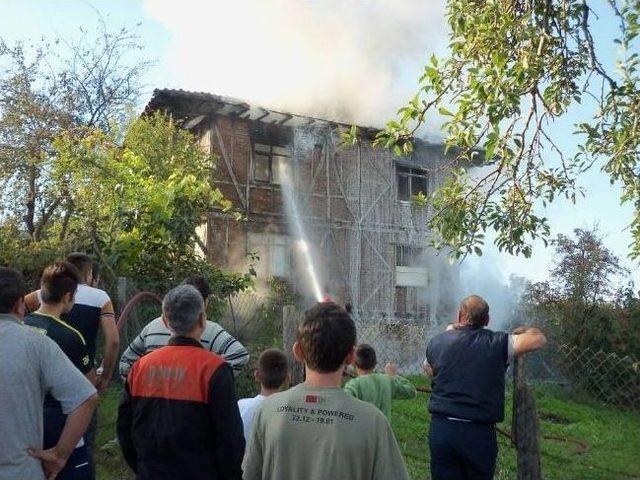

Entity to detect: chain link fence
[552,344,640,409]
[115,284,640,412]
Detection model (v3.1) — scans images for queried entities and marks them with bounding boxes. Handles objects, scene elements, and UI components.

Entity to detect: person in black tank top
[24,262,95,480]
[424,295,547,480]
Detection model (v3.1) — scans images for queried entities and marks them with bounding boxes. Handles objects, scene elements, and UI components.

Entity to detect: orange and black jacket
[117,336,245,480]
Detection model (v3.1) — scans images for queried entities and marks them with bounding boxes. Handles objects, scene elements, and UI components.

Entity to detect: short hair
[66,253,93,276]
[257,349,288,389]
[355,344,377,370]
[182,275,211,301]
[297,302,356,373]
[0,268,26,313]
[460,295,490,327]
[40,262,81,304]
[163,285,204,336]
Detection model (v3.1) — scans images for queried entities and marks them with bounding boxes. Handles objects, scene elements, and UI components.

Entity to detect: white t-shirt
[238,394,266,440]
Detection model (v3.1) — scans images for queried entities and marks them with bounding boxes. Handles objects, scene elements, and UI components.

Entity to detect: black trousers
[429,416,498,480]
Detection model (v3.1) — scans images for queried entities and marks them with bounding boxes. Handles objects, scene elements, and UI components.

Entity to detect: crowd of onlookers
[0,253,546,480]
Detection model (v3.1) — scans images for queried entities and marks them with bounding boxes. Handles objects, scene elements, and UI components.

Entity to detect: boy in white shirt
[238,348,288,439]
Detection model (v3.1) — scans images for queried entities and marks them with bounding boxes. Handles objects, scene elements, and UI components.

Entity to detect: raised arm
[512,326,547,357]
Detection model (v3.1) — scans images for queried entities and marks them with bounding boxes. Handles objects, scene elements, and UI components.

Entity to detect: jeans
[429,416,498,480]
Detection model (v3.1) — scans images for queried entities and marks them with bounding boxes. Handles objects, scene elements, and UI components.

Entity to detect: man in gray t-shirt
[243,302,409,480]
[0,268,98,480]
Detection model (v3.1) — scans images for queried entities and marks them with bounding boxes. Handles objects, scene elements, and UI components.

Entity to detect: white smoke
[143,0,447,127]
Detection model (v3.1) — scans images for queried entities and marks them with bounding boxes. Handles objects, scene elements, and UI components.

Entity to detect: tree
[51,112,250,294]
[526,228,633,352]
[346,1,640,260]
[0,18,150,241]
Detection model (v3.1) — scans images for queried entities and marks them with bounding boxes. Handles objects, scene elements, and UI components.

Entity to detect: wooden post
[283,306,305,386]
[513,356,542,480]
[117,277,129,312]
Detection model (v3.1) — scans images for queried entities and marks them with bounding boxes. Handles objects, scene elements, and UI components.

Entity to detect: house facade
[145,89,458,324]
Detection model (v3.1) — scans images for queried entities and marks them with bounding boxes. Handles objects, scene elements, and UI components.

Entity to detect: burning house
[145,89,458,324]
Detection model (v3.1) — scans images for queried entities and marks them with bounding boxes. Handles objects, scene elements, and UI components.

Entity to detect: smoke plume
[144,0,447,128]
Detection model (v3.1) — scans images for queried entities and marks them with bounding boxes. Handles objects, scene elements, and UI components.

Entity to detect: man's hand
[422,359,434,377]
[384,362,398,376]
[94,367,111,393]
[95,375,110,394]
[28,447,68,480]
[512,326,547,357]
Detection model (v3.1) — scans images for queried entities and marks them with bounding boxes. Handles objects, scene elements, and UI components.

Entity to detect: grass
[95,378,640,480]
[392,376,640,480]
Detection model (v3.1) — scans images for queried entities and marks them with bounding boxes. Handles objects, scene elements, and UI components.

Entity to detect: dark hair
[40,262,81,304]
[345,303,353,314]
[0,267,26,313]
[66,252,93,276]
[460,295,490,327]
[182,275,211,301]
[258,348,288,389]
[355,344,377,370]
[297,302,356,373]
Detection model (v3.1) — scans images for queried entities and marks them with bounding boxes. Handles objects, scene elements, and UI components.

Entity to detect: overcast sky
[2,0,638,289]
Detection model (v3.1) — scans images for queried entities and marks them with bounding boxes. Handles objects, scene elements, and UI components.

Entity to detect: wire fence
[114,283,640,412]
[556,344,640,409]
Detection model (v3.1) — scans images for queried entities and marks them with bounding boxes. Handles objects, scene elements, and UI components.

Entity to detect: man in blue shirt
[424,295,547,480]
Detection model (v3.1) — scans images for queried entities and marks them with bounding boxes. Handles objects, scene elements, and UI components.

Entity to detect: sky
[1,0,638,289]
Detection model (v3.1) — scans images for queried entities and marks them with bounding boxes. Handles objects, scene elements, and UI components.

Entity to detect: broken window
[253,143,290,184]
[396,165,428,201]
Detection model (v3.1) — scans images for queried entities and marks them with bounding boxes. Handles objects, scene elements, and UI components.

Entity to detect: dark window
[396,165,428,201]
[395,286,429,319]
[253,143,290,184]
[396,245,423,267]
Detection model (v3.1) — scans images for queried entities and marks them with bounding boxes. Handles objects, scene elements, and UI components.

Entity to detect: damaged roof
[144,88,384,136]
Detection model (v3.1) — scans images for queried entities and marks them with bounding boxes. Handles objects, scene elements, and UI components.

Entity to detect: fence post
[283,306,305,386]
[513,355,542,480]
[117,277,130,312]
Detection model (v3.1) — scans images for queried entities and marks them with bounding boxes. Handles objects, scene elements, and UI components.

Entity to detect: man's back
[119,317,249,378]
[0,316,95,480]
[427,326,510,423]
[243,383,409,480]
[117,338,244,480]
[62,284,111,365]
[344,373,416,418]
[31,284,111,365]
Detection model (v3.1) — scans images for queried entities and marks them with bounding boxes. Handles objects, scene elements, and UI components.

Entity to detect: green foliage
[49,112,249,294]
[365,1,640,260]
[0,21,150,241]
[524,228,640,356]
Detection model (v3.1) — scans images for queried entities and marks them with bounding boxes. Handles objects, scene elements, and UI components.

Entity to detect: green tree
[0,18,150,241]
[347,1,640,260]
[526,228,634,353]
[52,112,251,294]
